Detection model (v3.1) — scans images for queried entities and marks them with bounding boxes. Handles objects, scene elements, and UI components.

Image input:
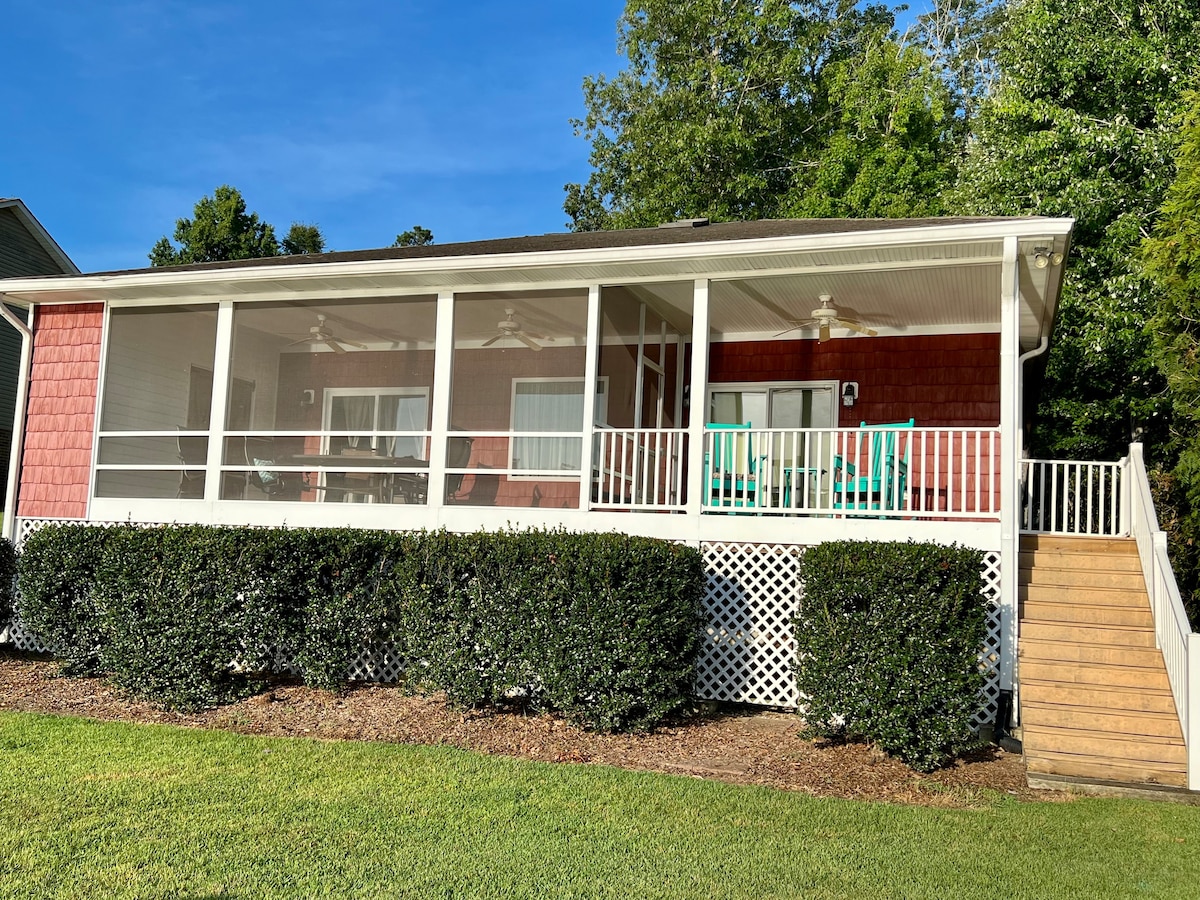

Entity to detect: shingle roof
[86,217,1012,277]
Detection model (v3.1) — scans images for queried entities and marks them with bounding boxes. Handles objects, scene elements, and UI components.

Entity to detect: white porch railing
[1125,443,1200,791]
[591,427,688,512]
[699,426,1001,519]
[1019,458,1125,536]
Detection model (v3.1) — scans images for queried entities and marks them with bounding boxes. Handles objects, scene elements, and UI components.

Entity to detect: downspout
[996,333,1051,751]
[0,294,33,543]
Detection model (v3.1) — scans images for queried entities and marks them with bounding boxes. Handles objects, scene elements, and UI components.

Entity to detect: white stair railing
[1019,459,1125,536]
[1125,443,1200,791]
[591,427,688,512]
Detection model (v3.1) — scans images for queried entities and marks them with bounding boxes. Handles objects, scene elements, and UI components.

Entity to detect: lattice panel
[696,541,1005,729]
[696,542,802,707]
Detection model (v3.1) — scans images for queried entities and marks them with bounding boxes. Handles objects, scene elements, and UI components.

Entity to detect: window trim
[507,376,609,479]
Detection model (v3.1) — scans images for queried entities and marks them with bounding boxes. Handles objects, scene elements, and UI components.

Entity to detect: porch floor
[1019,535,1188,789]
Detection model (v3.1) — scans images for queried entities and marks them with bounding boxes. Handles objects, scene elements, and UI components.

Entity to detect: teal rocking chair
[831,419,914,514]
[706,423,763,508]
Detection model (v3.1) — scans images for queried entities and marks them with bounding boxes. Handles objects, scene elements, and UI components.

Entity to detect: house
[0,199,78,505]
[1,215,1195,793]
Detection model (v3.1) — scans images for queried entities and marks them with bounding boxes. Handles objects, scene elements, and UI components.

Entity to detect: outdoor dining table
[288,453,429,503]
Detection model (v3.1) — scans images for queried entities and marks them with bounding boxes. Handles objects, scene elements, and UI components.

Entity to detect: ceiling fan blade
[286,336,315,347]
[819,323,831,343]
[340,338,369,349]
[481,334,503,347]
[773,320,814,338]
[516,332,543,351]
[326,339,347,354]
[837,319,878,337]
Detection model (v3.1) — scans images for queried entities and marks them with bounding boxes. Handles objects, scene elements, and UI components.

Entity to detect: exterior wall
[708,333,1000,427]
[17,304,104,518]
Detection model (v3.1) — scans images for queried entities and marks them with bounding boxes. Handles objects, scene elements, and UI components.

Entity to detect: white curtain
[512,381,584,471]
[390,395,426,459]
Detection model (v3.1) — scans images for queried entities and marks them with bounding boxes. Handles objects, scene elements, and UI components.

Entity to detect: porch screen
[510,380,602,472]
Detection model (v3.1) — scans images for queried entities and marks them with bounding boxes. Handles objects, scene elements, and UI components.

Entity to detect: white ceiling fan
[775,295,878,343]
[481,308,549,351]
[286,314,368,354]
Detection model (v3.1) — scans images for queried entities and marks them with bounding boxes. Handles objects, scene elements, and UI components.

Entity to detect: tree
[564,0,956,231]
[952,0,1200,462]
[149,186,326,266]
[393,225,434,247]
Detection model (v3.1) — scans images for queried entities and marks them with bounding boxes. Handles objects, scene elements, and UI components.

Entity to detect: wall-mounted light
[1032,246,1065,269]
[300,389,315,408]
[842,381,859,408]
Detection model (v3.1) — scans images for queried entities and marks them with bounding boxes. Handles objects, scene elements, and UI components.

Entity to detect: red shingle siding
[18,304,104,518]
[708,333,1000,427]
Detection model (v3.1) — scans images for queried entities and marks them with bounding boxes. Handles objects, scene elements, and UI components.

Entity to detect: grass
[1,712,1198,899]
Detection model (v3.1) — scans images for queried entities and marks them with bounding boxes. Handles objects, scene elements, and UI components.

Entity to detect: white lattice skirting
[8,519,1003,727]
[695,542,1004,731]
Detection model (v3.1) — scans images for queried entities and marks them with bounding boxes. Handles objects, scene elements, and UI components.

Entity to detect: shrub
[15,524,114,673]
[14,524,703,730]
[794,540,987,771]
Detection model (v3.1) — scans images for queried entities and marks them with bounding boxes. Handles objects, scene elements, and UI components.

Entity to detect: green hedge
[15,525,703,731]
[794,540,987,771]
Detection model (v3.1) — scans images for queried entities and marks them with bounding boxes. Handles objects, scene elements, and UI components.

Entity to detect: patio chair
[245,436,302,500]
[705,423,763,508]
[442,435,475,503]
[176,428,207,499]
[831,419,914,513]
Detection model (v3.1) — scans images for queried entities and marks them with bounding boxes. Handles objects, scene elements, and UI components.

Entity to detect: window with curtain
[510,378,607,473]
[324,388,429,458]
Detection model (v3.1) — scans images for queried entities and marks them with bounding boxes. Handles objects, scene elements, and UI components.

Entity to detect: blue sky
[3,1,927,273]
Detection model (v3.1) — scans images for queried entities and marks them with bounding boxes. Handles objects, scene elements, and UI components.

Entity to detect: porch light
[842,382,858,407]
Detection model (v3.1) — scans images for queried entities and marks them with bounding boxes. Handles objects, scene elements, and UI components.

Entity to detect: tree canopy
[149,186,326,266]
[952,0,1200,461]
[393,225,434,247]
[564,0,957,231]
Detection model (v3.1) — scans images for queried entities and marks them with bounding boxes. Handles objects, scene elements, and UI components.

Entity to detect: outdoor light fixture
[842,382,859,408]
[300,389,315,407]
[1031,247,1064,269]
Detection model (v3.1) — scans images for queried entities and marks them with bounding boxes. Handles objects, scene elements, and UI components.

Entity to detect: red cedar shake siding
[707,333,1000,428]
[18,304,104,518]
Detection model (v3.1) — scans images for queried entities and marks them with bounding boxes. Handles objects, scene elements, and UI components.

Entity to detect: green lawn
[1,712,1197,899]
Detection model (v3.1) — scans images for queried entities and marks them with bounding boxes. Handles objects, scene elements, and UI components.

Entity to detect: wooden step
[1019,567,1147,590]
[1021,620,1156,648]
[1021,701,1183,739]
[1020,535,1138,555]
[1018,637,1167,669]
[1019,658,1171,691]
[1025,751,1187,788]
[1020,583,1148,607]
[1019,551,1142,572]
[1020,599,1152,628]
[1023,724,1186,765]
[1020,680,1178,714]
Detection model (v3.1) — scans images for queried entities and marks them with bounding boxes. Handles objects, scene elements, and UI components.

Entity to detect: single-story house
[1,216,1196,793]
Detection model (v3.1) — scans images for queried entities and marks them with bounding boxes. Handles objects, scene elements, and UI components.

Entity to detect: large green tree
[564,0,957,230]
[953,0,1200,462]
[150,185,326,266]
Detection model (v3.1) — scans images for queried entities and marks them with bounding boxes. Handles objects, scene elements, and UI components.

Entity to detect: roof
[84,217,1012,277]
[0,199,79,276]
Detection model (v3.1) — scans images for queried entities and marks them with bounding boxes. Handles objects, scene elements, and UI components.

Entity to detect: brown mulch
[0,651,1064,808]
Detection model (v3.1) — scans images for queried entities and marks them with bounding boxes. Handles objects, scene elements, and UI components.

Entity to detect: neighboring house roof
[0,199,78,276]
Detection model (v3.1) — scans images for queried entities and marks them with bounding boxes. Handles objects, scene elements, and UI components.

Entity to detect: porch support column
[203,301,235,502]
[579,285,602,510]
[428,291,455,511]
[998,236,1021,695]
[685,279,711,517]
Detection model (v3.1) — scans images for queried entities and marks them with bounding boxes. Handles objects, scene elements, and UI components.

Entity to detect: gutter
[0,294,32,542]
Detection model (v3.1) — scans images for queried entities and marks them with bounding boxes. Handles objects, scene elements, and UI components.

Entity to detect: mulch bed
[0,650,1065,807]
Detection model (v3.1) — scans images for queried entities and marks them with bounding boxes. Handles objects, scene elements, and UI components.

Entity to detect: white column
[998,236,1021,695]
[685,279,711,517]
[579,285,602,510]
[427,292,455,509]
[203,301,235,502]
[1188,631,1200,791]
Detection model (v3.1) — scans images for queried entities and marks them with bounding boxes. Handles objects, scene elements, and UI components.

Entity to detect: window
[322,387,430,459]
[709,383,836,429]
[510,378,608,474]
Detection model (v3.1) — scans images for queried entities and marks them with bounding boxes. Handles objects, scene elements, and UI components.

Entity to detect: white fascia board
[0,217,1075,306]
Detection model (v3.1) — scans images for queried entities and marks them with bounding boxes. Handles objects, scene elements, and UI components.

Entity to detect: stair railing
[1126,442,1200,791]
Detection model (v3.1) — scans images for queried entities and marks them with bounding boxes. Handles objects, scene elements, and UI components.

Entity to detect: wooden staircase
[1019,535,1188,789]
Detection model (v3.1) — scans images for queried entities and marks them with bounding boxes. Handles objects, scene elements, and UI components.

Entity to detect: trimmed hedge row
[0,537,15,628]
[794,540,988,771]
[15,524,704,731]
